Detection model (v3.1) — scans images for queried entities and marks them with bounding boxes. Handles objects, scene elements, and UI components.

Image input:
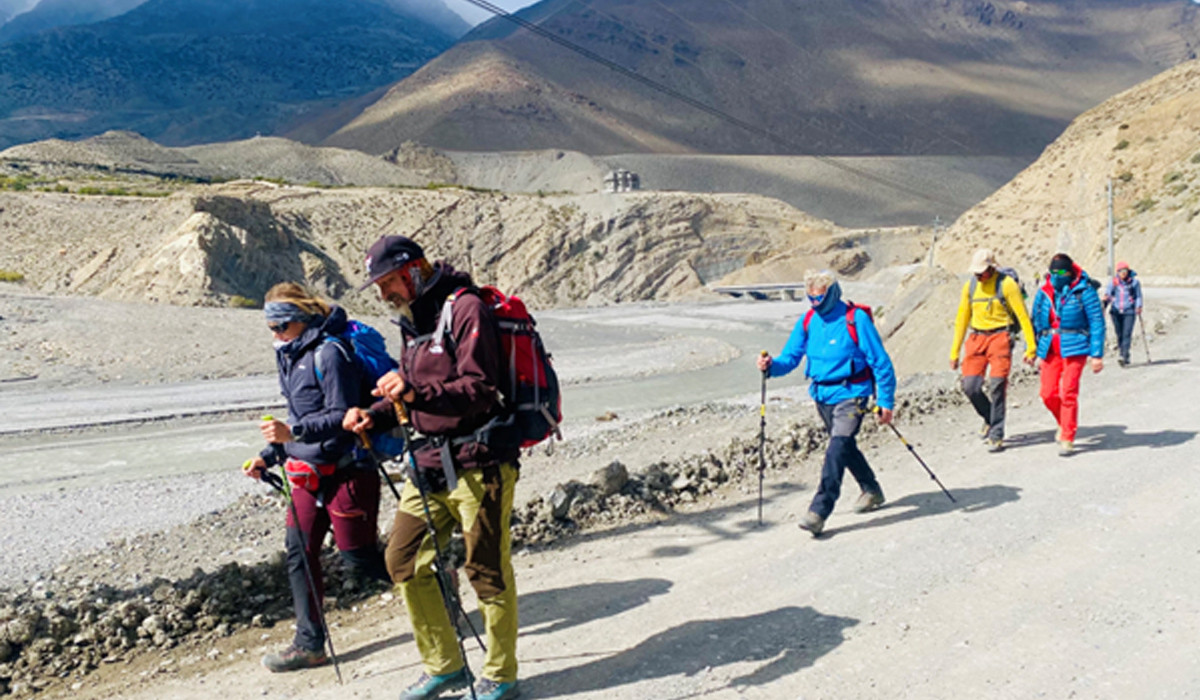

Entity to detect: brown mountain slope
[323,0,1200,157]
[879,57,1200,374]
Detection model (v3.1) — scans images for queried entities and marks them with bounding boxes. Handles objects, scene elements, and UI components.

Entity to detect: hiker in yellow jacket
[949,249,1036,452]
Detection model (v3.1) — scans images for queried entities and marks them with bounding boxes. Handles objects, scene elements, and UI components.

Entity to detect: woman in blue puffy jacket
[1030,254,1106,456]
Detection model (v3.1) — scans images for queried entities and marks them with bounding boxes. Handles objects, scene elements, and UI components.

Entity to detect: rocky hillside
[322,0,1200,156]
[0,0,145,43]
[0,182,858,310]
[877,57,1200,374]
[0,0,456,149]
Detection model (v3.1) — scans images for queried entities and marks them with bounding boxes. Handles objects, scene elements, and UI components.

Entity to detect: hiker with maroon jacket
[1031,254,1106,456]
[757,270,897,537]
[343,236,521,700]
[1102,260,1143,367]
[243,283,390,673]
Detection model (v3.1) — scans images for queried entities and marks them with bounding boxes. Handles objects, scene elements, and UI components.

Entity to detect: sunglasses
[1050,269,1072,277]
[267,321,291,333]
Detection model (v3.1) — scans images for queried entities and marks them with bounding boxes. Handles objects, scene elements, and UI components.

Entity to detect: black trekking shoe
[261,644,328,672]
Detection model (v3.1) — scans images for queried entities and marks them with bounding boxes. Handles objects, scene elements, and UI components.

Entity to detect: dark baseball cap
[358,235,425,291]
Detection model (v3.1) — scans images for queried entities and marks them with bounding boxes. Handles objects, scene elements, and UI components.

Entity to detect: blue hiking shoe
[460,678,521,700]
[401,668,472,700]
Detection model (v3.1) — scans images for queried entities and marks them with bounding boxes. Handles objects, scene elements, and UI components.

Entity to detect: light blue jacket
[768,283,897,410]
[1031,268,1106,359]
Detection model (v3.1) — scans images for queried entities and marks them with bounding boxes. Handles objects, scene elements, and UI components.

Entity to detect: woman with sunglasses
[243,282,390,672]
[1031,253,1106,456]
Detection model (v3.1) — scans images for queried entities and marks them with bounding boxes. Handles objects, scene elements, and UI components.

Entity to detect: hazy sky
[444,0,536,26]
[1,1,538,26]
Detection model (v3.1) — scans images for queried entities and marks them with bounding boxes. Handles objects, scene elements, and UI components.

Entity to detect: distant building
[604,169,641,193]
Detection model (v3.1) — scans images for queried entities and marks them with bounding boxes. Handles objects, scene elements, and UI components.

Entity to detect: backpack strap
[844,303,860,346]
[802,308,815,333]
[314,334,353,383]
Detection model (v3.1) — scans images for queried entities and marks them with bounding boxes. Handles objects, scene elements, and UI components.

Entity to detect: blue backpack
[318,320,406,457]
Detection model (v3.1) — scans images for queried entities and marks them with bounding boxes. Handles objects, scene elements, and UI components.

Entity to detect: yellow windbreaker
[949,275,1036,361]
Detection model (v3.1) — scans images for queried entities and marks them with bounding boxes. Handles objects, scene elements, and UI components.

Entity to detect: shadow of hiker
[522,606,857,698]
[517,578,673,638]
[349,579,673,665]
[822,484,1022,539]
[1003,429,1057,449]
[1073,424,1198,453]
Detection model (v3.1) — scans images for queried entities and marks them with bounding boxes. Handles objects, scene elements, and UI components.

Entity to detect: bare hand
[374,371,415,403]
[1023,355,1036,367]
[243,457,266,480]
[1035,358,1044,371]
[343,407,373,434]
[757,353,772,373]
[1091,357,1104,374]
[260,419,293,444]
[949,359,960,371]
[877,408,894,425]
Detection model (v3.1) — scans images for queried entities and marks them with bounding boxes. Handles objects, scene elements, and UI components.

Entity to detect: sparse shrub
[78,187,102,195]
[1170,183,1187,196]
[0,269,25,282]
[1118,123,1130,130]
[304,181,324,188]
[1192,153,1200,164]
[1132,198,1156,214]
[1164,171,1183,184]
[1117,171,1133,183]
[10,181,28,191]
[53,184,70,193]
[229,295,259,309]
[1114,139,1130,151]
[103,188,129,196]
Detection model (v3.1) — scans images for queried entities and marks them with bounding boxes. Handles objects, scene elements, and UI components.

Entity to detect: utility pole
[928,215,941,267]
[1107,178,1115,279]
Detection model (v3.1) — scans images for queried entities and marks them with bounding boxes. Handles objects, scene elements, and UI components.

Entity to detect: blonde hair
[264,282,332,317]
[804,269,835,294]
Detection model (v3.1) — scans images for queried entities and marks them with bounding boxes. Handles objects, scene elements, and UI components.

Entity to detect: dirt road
[63,288,1197,700]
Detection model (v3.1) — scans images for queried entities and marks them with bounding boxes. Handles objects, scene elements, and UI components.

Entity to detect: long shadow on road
[522,606,857,698]
[347,578,674,664]
[1073,423,1197,453]
[821,484,1022,539]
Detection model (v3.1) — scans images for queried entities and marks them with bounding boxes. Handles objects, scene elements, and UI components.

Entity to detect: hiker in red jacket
[343,236,521,700]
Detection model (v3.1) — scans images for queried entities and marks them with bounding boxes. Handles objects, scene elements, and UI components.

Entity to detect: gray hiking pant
[961,374,1008,441]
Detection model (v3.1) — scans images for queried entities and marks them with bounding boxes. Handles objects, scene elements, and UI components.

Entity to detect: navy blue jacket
[259,305,367,467]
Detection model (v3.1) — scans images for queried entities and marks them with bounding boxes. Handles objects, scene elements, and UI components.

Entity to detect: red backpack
[803,301,873,345]
[803,301,875,384]
[436,286,563,448]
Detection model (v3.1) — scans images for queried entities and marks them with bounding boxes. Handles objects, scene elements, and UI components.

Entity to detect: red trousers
[1039,351,1087,442]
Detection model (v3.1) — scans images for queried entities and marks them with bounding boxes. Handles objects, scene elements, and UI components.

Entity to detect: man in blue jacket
[757,270,897,536]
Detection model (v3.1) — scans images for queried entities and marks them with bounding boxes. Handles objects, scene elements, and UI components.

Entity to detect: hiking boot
[261,644,327,673]
[986,438,1004,453]
[853,490,885,513]
[1058,440,1074,457]
[402,669,472,700]
[1118,358,1129,368]
[979,421,990,440]
[460,678,521,700]
[798,510,825,536]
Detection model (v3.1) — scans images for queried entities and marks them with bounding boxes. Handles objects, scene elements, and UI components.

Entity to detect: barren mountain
[0,182,864,311]
[323,0,1200,157]
[0,0,456,149]
[0,0,145,43]
[877,57,1200,374]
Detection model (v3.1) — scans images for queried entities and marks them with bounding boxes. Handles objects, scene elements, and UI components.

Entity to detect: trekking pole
[357,430,486,652]
[390,401,481,699]
[243,440,343,685]
[1138,314,1152,364]
[868,406,956,504]
[757,351,768,526]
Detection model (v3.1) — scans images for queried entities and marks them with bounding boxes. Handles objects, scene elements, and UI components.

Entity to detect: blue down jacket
[1031,266,1106,359]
